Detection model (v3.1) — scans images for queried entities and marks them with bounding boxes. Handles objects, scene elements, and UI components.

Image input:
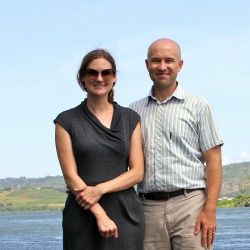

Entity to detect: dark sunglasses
[84,68,115,79]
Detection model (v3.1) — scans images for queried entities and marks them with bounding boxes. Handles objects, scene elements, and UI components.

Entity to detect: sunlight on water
[0,208,250,250]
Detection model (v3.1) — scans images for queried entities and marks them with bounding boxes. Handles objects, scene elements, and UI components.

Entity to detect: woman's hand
[95,212,118,239]
[74,185,104,209]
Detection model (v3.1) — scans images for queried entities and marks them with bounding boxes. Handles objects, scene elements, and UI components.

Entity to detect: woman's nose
[96,73,104,81]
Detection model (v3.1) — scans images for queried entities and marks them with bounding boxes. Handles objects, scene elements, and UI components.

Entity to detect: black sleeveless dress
[54,100,144,250]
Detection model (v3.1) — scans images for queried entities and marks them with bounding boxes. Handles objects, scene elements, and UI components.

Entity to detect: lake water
[0,208,250,249]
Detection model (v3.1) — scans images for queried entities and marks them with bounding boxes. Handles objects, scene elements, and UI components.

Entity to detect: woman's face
[82,57,116,99]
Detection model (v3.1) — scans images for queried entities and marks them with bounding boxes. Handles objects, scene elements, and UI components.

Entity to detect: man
[130,38,223,250]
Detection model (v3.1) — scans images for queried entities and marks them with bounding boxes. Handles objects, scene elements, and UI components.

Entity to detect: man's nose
[159,60,167,70]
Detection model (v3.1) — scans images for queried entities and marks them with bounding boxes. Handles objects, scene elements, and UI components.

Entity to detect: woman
[54,49,144,250]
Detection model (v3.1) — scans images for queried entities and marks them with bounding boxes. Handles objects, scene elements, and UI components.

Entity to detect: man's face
[146,41,183,90]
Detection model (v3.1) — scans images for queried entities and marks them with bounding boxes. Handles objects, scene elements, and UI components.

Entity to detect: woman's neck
[86,96,114,128]
[86,96,112,114]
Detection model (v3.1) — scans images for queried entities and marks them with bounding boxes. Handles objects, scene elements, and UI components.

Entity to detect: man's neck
[153,82,178,102]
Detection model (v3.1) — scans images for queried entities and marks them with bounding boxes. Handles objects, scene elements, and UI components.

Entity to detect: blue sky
[0,0,249,178]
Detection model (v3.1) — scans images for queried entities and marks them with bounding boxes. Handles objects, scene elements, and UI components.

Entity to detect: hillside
[221,161,250,197]
[0,161,250,197]
[0,175,66,191]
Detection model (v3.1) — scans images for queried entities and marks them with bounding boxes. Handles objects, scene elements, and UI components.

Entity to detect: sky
[0,0,249,178]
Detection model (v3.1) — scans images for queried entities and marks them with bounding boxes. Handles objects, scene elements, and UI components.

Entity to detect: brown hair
[77,49,116,103]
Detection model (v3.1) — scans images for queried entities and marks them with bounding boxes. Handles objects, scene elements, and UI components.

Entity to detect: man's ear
[178,59,184,72]
[145,59,149,69]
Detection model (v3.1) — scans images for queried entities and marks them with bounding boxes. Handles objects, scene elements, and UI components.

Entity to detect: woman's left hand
[74,185,103,209]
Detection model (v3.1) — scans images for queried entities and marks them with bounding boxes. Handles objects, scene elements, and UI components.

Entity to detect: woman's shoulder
[56,103,83,119]
[53,103,84,134]
[53,103,84,129]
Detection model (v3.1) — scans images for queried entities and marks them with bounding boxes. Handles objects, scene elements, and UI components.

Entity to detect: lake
[0,208,250,249]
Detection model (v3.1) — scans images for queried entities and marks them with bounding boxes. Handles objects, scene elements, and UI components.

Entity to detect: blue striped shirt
[129,84,223,193]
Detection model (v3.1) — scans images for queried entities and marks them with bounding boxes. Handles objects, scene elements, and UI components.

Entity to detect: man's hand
[194,209,217,249]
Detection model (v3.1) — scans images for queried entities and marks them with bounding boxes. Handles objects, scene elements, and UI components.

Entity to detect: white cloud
[222,151,250,166]
[222,154,233,165]
[239,151,250,162]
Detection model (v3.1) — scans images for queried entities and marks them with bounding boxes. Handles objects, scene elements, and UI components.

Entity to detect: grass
[0,187,67,211]
[1,186,249,211]
[218,194,250,208]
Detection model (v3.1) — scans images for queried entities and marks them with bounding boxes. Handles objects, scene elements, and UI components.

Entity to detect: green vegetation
[218,194,250,208]
[0,175,65,190]
[0,187,67,211]
[221,162,250,196]
[0,162,249,210]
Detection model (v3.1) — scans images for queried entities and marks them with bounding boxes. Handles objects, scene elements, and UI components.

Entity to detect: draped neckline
[81,99,121,134]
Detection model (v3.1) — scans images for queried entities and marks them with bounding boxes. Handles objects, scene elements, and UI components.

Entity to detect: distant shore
[0,187,66,211]
[218,194,250,208]
[0,187,250,211]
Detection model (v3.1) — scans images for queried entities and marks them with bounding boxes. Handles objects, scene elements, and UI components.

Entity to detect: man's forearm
[203,146,222,211]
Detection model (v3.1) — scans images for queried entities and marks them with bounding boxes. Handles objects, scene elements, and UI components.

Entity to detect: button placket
[154,104,164,189]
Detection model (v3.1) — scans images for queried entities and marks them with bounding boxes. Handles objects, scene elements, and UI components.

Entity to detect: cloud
[239,151,250,162]
[222,154,233,165]
[222,151,250,166]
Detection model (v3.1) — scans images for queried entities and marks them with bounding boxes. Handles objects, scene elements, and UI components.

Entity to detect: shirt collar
[146,82,185,105]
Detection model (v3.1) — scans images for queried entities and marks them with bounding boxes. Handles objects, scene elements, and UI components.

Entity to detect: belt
[138,188,204,200]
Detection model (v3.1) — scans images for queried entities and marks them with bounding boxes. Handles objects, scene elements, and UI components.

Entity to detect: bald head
[145,38,183,98]
[147,38,182,60]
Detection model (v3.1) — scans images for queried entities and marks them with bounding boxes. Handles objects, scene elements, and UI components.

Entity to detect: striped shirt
[129,84,223,193]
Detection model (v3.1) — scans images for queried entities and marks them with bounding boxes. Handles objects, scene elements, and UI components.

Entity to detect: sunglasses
[84,68,115,80]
